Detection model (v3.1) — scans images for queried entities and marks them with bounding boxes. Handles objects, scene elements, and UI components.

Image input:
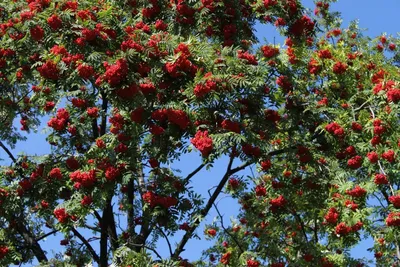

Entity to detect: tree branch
[134,163,153,252]
[85,224,101,233]
[36,230,58,242]
[378,160,395,195]
[130,244,163,260]
[1,142,48,262]
[99,197,114,267]
[183,163,205,185]
[137,162,146,194]
[106,201,119,252]
[0,140,16,163]
[230,160,253,174]
[173,155,248,258]
[127,179,135,234]
[313,212,318,244]
[15,218,48,263]
[208,189,245,254]
[100,92,108,136]
[156,226,173,257]
[93,210,102,222]
[172,144,297,258]
[92,118,99,140]
[292,210,308,243]
[71,228,100,264]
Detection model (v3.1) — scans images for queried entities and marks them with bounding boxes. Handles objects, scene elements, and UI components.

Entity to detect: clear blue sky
[2,0,400,265]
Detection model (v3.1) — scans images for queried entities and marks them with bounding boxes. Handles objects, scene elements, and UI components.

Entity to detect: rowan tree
[0,0,400,266]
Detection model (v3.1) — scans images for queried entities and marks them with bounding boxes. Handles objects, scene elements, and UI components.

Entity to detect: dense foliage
[0,0,400,266]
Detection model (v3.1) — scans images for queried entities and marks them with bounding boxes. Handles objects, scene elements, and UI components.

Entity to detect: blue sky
[1,0,400,265]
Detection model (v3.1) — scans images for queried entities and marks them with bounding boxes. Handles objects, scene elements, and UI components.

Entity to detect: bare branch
[127,179,135,234]
[172,144,301,258]
[229,160,253,174]
[173,154,246,258]
[208,189,245,254]
[156,226,173,257]
[99,197,118,266]
[36,230,58,242]
[100,91,108,136]
[71,227,100,264]
[130,244,163,260]
[92,118,99,140]
[183,163,205,185]
[15,218,48,263]
[93,210,102,222]
[0,140,16,163]
[292,210,308,243]
[85,224,101,233]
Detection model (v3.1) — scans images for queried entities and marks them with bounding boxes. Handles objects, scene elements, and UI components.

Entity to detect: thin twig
[85,224,101,233]
[208,189,245,254]
[130,244,163,260]
[372,192,387,209]
[87,237,101,242]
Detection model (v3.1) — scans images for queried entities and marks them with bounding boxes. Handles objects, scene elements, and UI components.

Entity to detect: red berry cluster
[47,108,70,131]
[69,170,97,189]
[53,208,69,224]
[142,191,178,209]
[191,130,213,157]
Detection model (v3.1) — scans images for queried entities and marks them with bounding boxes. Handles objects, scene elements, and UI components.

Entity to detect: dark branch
[100,198,110,267]
[100,92,108,136]
[92,119,99,139]
[71,228,100,264]
[292,210,308,243]
[173,154,246,258]
[130,244,162,260]
[93,210,102,222]
[380,188,391,205]
[172,144,297,258]
[36,230,58,242]
[99,196,119,267]
[183,164,205,185]
[313,213,318,244]
[85,224,101,232]
[1,142,48,263]
[127,179,135,234]
[157,227,173,257]
[15,218,48,262]
[209,189,245,254]
[106,202,119,252]
[0,140,16,163]
[229,160,253,174]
